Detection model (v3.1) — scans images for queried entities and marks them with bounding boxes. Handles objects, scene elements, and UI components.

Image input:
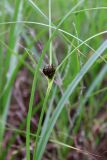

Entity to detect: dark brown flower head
[43,64,56,79]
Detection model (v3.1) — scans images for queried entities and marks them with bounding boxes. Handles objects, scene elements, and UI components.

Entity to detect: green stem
[49,0,52,65]
[33,79,53,160]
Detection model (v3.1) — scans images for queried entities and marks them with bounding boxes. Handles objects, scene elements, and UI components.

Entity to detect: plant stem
[49,0,52,65]
[33,79,53,160]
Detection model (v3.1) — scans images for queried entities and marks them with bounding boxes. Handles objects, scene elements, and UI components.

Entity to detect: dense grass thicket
[0,0,107,159]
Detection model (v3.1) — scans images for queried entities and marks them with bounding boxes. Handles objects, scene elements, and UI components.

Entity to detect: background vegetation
[0,0,107,159]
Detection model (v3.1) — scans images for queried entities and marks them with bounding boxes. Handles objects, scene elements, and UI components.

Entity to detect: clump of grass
[0,0,107,160]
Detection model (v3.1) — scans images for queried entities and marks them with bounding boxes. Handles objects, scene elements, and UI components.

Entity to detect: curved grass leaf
[73,64,107,133]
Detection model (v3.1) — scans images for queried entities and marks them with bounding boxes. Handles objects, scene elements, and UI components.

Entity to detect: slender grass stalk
[41,86,57,135]
[0,0,24,153]
[28,0,48,20]
[49,0,52,65]
[71,6,107,14]
[26,69,37,160]
[4,1,23,73]
[33,79,53,160]
[0,0,5,94]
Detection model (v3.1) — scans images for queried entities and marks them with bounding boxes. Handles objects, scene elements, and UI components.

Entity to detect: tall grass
[0,0,24,152]
[0,0,107,160]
